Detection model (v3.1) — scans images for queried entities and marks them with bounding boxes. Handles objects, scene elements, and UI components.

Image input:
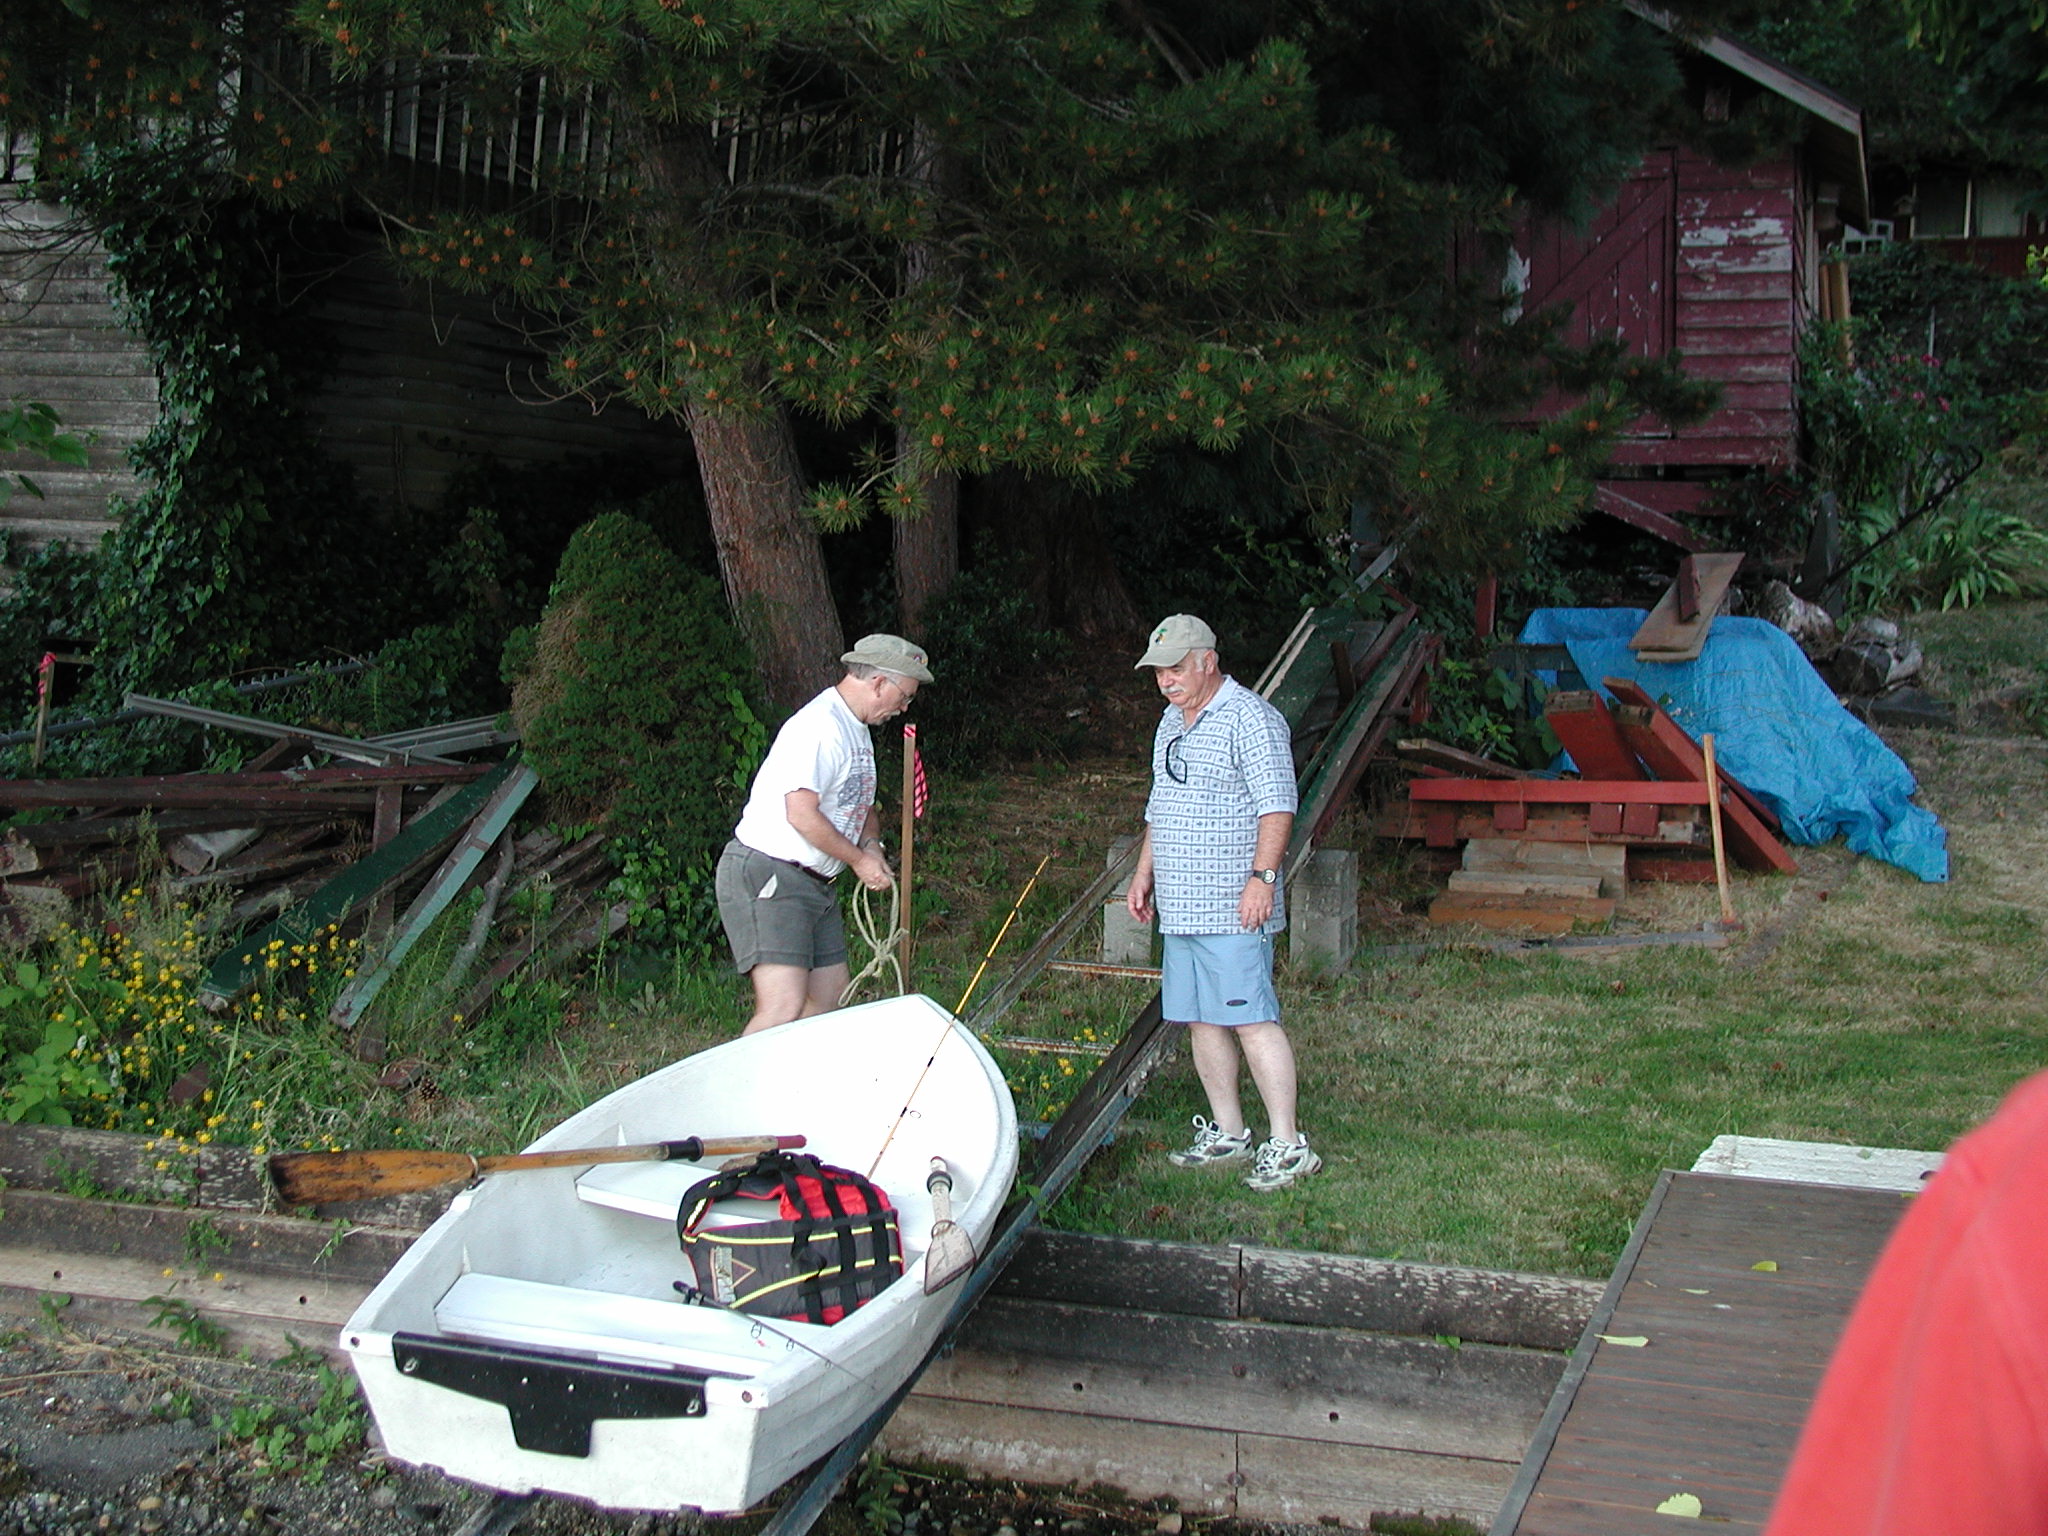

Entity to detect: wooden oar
[268,1133,807,1205]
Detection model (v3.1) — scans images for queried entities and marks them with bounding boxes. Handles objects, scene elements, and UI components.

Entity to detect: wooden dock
[1491,1170,1912,1535]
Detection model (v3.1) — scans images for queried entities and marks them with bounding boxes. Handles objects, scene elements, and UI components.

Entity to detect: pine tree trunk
[633,124,845,711]
[685,399,845,711]
[892,125,961,638]
[893,451,959,636]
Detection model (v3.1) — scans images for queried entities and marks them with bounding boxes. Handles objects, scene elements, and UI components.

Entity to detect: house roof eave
[1625,1,1870,230]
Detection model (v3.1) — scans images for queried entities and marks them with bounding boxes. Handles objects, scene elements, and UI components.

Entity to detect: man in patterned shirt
[1126,614,1321,1191]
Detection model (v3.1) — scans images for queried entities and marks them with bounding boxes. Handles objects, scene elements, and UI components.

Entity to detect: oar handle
[473,1134,805,1176]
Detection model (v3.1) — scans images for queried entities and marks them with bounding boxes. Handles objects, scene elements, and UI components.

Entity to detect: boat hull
[340,994,1019,1513]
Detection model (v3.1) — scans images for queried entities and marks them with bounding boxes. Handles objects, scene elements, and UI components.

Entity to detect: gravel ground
[1,1319,1372,1536]
[1,1318,530,1536]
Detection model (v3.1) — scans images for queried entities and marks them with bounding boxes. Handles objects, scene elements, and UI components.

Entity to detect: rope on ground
[839,882,906,1005]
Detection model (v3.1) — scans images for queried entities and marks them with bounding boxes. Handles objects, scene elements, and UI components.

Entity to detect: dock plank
[1492,1172,1906,1536]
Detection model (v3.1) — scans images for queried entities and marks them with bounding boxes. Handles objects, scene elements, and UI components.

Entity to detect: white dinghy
[340,993,1018,1514]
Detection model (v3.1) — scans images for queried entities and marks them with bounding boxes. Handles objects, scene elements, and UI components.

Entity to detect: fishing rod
[863,853,1051,1181]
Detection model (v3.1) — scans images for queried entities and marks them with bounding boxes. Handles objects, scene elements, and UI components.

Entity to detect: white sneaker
[1168,1115,1254,1167]
[1244,1135,1322,1191]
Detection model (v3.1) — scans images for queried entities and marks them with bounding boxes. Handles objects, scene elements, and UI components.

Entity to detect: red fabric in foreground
[1763,1070,2048,1536]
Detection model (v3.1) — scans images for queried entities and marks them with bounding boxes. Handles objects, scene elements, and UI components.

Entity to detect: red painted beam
[1593,484,1708,552]
[1409,780,1712,804]
[1600,678,1797,875]
[1544,692,1647,780]
[1602,679,1783,834]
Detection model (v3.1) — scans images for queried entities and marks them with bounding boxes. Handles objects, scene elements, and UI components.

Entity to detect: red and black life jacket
[674,1150,902,1324]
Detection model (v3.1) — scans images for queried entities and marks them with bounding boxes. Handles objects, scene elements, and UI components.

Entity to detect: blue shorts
[1160,931,1280,1027]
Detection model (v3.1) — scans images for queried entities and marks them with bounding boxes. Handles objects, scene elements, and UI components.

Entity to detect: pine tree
[3,0,1731,703]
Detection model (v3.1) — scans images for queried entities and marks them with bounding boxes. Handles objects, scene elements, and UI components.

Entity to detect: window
[1912,177,1969,238]
[1974,182,2029,238]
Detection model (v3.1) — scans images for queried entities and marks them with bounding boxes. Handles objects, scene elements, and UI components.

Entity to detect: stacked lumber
[0,703,620,1053]
[1429,839,1623,934]
[1383,677,1796,933]
[0,759,490,944]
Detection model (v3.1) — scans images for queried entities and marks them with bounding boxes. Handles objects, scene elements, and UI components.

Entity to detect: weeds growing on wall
[0,399,89,505]
[0,879,363,1155]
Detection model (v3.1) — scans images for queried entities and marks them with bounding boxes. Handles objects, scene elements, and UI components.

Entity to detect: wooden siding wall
[0,198,154,552]
[2,211,694,562]
[302,231,694,511]
[1608,148,1802,472]
[1515,151,1678,363]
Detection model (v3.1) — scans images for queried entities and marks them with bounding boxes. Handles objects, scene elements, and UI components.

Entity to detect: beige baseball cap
[1135,614,1217,668]
[841,633,935,683]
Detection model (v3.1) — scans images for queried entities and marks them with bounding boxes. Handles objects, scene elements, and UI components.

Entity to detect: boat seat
[576,1159,739,1222]
[434,1272,827,1375]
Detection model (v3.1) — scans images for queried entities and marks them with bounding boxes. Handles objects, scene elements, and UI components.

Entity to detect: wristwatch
[1250,868,1278,885]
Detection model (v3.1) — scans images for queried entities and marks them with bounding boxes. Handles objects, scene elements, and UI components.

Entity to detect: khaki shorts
[715,840,849,973]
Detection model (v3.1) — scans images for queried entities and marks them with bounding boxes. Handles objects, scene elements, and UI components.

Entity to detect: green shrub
[503,513,765,951]
[1800,322,1965,519]
[2000,389,2048,474]
[1848,242,2048,440]
[1838,495,2048,614]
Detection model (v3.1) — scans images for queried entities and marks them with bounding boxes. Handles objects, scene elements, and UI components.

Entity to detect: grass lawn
[1006,713,2048,1280]
[350,672,2046,1285]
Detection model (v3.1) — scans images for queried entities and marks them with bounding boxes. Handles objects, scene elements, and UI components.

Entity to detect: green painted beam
[198,755,524,1006]
[327,762,540,1031]
[1286,626,1428,874]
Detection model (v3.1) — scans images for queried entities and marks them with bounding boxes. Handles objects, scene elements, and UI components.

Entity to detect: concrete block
[1101,834,1154,965]
[1290,848,1357,972]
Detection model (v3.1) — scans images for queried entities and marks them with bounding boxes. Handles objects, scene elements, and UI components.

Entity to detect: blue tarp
[1517,608,1949,883]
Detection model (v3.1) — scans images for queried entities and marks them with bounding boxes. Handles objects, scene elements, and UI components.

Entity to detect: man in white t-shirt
[716,634,934,1034]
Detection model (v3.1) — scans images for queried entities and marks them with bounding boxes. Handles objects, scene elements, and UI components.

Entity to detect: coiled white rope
[838,881,906,1005]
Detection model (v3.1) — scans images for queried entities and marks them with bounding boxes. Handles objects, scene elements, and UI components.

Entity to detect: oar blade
[268,1148,477,1205]
[922,1156,976,1293]
[923,1220,975,1293]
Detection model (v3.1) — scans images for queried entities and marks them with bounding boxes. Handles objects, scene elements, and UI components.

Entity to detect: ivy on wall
[57,139,398,707]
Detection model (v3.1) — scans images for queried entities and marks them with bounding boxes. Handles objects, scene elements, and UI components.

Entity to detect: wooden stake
[1702,733,1741,930]
[30,653,54,771]
[899,727,916,989]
